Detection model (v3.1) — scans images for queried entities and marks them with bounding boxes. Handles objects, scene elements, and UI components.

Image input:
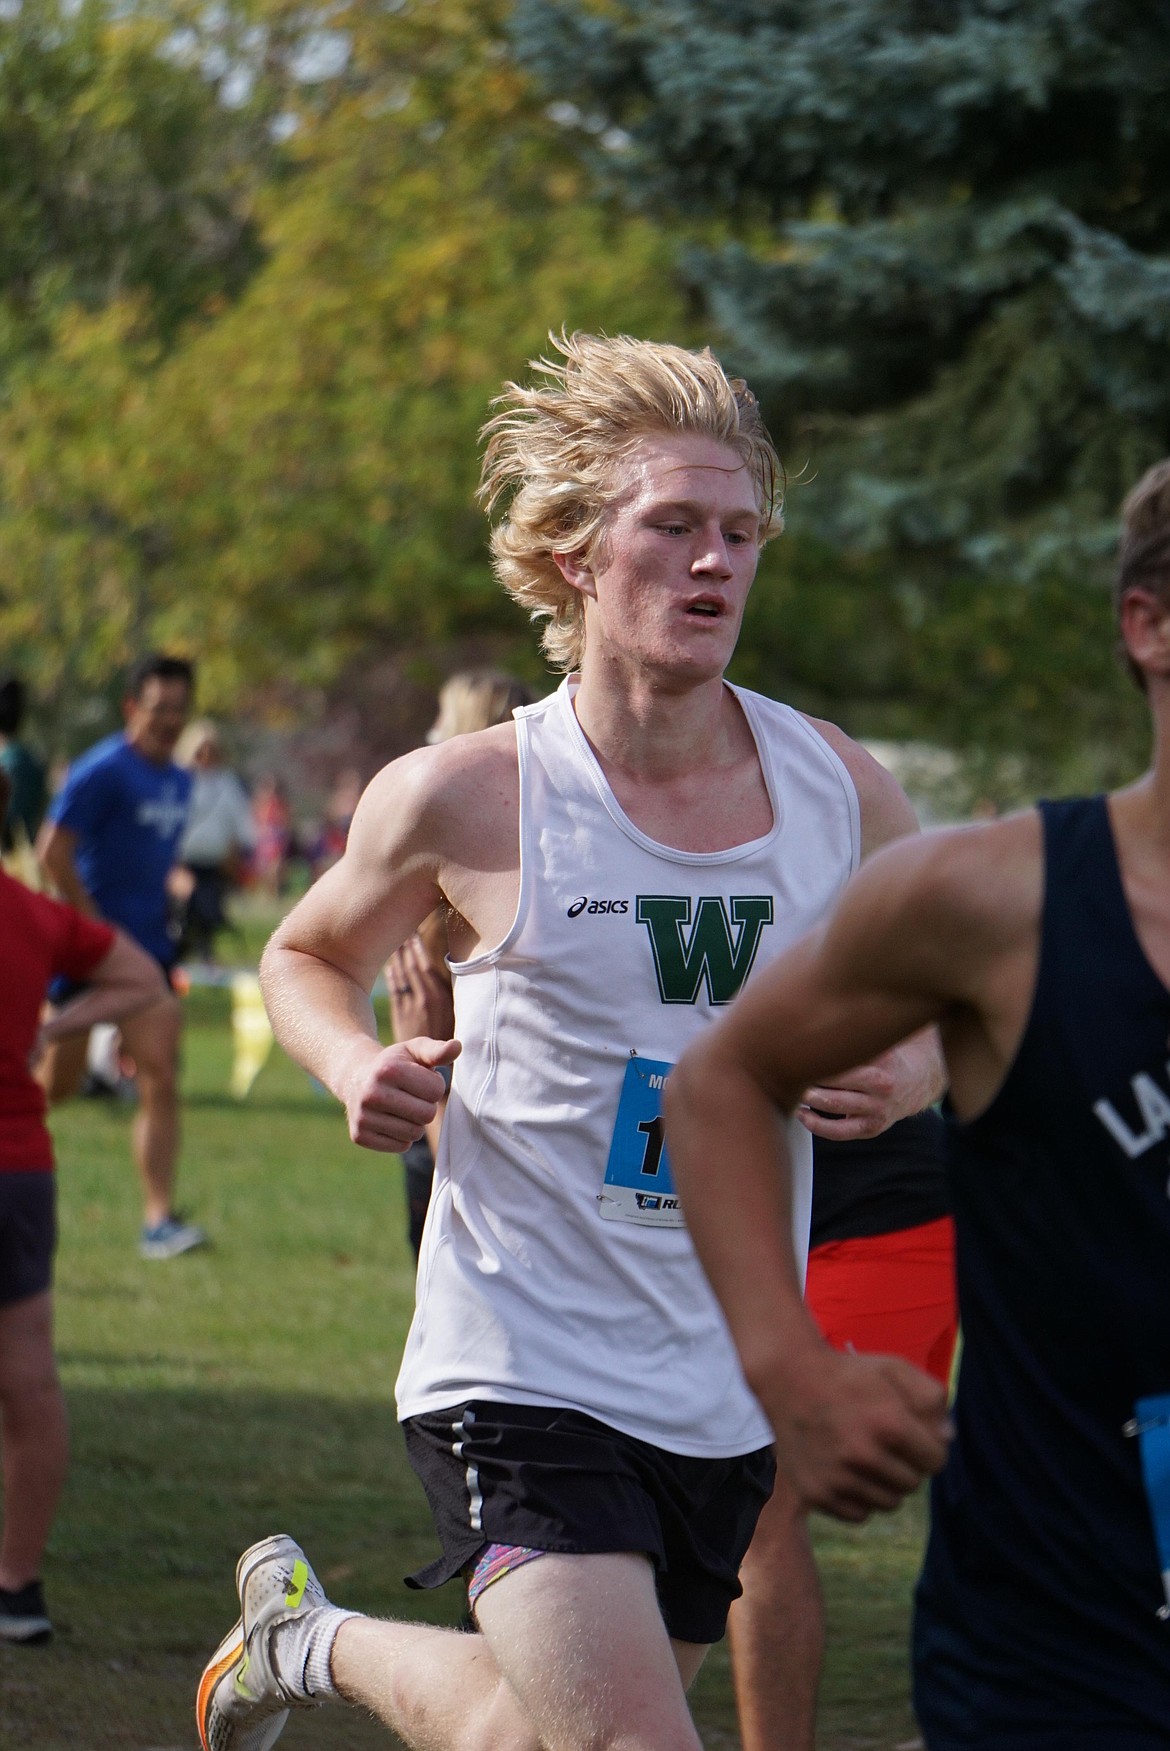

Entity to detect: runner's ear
[551,550,595,597]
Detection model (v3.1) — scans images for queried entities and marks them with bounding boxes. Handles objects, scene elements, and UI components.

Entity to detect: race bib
[598,1054,684,1227]
[1129,1394,1170,1619]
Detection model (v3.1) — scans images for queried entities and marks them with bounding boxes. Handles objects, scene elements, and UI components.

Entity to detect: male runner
[197,332,940,1751]
[666,460,1170,1747]
[36,654,204,1259]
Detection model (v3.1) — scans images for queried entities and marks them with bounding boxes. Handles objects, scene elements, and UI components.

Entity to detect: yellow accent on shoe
[284,1560,308,1610]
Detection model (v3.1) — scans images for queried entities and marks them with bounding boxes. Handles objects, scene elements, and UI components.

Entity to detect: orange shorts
[804,1215,958,1386]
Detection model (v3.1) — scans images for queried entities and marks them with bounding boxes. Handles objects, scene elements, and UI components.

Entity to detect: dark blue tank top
[915,797,1170,1740]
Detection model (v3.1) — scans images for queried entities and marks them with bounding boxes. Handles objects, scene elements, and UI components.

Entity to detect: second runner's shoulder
[851,808,1044,965]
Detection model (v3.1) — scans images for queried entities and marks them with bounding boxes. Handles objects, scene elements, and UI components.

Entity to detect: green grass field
[1,979,927,1749]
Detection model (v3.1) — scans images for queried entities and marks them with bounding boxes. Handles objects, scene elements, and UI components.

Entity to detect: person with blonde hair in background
[387,670,537,1257]
[198,332,940,1751]
[173,720,256,964]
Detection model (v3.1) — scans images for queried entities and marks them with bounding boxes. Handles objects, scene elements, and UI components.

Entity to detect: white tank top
[395,678,860,1456]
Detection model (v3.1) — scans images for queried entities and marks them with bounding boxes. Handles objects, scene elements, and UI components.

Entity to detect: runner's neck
[1107,776,1170,993]
[572,665,744,788]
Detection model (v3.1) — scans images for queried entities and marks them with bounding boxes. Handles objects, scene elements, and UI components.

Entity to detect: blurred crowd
[0,652,539,1644]
[1,672,385,968]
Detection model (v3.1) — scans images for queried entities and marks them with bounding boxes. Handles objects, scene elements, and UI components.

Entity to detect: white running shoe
[196,1534,327,1751]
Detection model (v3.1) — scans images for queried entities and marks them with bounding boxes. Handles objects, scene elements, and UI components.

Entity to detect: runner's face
[574,435,762,681]
[123,677,191,763]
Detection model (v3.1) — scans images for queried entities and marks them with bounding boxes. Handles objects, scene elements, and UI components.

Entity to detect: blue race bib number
[1130,1394,1170,1618]
[598,1055,684,1228]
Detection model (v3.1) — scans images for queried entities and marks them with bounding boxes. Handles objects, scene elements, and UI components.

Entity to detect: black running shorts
[401,1399,775,1645]
[0,1173,57,1306]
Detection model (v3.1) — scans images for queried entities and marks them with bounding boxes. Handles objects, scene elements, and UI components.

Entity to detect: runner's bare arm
[806,717,919,861]
[35,822,96,916]
[260,733,517,1152]
[38,930,168,1045]
[799,720,945,1134]
[666,824,1036,1519]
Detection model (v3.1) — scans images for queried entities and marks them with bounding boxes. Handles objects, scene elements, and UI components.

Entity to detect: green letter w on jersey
[635,896,774,1005]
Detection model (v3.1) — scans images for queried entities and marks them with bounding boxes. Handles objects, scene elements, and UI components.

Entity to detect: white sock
[270,1604,360,1702]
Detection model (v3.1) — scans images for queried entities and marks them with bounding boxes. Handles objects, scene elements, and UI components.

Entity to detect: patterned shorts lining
[465,1542,546,1611]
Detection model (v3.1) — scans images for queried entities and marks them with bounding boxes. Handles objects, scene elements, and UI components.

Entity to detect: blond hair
[478,331,784,671]
[418,669,537,977]
[174,718,221,768]
[1115,459,1170,689]
[433,670,536,740]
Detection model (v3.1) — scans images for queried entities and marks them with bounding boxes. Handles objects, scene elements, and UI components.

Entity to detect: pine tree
[515,0,1170,563]
[512,0,1170,792]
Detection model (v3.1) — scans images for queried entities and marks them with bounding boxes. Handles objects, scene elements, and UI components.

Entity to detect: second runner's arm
[799,726,946,1139]
[665,836,960,1520]
[36,821,97,917]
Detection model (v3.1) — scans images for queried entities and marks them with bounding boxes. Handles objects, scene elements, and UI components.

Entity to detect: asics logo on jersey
[567,897,630,917]
[636,895,774,1005]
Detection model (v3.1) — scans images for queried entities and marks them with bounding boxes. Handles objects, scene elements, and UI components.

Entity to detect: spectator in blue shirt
[36,655,206,1260]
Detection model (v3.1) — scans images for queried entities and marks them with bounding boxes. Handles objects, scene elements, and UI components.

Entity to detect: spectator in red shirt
[0,771,166,1645]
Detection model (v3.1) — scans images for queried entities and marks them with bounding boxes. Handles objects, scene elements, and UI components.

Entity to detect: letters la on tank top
[395,678,860,1457]
[918,798,1170,1726]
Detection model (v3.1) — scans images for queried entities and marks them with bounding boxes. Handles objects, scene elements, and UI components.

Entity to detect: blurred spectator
[173,720,256,962]
[0,677,47,859]
[308,767,363,881]
[250,774,294,898]
[424,669,537,748]
[35,654,205,1261]
[0,764,166,1644]
[387,670,537,1257]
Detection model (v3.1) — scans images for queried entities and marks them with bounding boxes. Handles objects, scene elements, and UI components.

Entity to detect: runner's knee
[462,1694,543,1751]
[133,1023,181,1091]
[124,995,182,1071]
[0,1341,60,1410]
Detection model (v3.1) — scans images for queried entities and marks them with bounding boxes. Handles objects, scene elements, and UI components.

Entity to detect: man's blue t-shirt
[49,734,192,965]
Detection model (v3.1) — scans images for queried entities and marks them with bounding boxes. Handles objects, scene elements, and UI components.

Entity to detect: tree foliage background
[1,0,1165,798]
[512,0,1168,796]
[0,0,681,745]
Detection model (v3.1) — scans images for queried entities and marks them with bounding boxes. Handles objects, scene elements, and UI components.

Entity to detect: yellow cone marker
[230,972,274,1099]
